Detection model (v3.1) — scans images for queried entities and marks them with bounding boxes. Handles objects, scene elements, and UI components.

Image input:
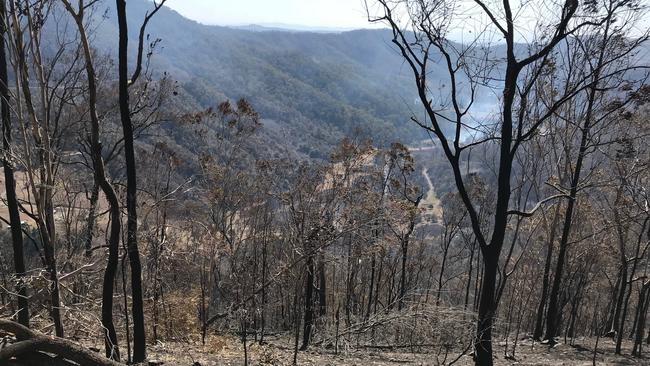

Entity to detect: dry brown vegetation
[1,0,650,366]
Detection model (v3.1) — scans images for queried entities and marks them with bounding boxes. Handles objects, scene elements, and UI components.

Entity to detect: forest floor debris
[128,335,650,365]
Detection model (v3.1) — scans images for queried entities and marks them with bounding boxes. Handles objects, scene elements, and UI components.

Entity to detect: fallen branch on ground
[0,319,123,366]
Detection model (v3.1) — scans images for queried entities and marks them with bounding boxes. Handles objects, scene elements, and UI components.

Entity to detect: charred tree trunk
[83,182,100,257]
[60,1,122,358]
[436,235,450,307]
[605,270,623,334]
[463,237,476,311]
[42,226,63,337]
[300,254,315,350]
[533,204,561,340]
[115,0,148,361]
[318,258,326,318]
[633,283,650,356]
[615,217,649,353]
[398,242,408,311]
[260,232,268,344]
[398,197,419,311]
[96,148,122,361]
[0,319,123,366]
[345,233,354,326]
[0,0,29,328]
[365,254,376,320]
[544,8,612,345]
[8,0,63,337]
[472,54,519,366]
[474,251,498,366]
[544,67,596,345]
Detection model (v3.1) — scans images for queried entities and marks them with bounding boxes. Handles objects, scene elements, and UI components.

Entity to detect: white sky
[163,0,649,43]
[165,0,376,29]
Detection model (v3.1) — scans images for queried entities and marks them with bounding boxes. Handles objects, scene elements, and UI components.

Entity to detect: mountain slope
[82,0,431,159]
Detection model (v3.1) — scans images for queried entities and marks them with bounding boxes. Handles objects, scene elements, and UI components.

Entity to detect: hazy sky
[163,1,649,42]
[165,0,375,29]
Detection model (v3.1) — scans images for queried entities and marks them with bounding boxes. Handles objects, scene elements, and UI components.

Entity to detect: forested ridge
[44,0,435,160]
[1,1,650,366]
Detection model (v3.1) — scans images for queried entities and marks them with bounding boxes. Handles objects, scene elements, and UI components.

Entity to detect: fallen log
[0,319,123,366]
[7,349,80,366]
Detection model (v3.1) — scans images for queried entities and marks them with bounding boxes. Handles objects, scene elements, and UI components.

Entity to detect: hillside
[73,0,443,160]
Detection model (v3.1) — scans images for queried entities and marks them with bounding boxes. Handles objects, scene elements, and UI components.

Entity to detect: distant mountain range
[44,0,650,166]
[71,0,453,159]
[229,23,360,33]
[43,0,505,165]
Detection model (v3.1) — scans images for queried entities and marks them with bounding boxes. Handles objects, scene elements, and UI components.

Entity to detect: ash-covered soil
[129,335,650,365]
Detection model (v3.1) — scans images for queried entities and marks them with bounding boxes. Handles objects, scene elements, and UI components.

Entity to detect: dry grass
[138,335,650,365]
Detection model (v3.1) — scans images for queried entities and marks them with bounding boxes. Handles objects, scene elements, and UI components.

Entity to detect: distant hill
[46,1,648,168]
[67,0,444,161]
[229,23,357,33]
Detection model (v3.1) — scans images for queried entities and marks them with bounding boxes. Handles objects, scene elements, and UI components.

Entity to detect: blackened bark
[472,55,518,366]
[260,233,268,344]
[474,253,498,366]
[0,0,29,328]
[318,259,326,317]
[60,1,123,358]
[373,256,382,314]
[345,233,353,326]
[615,218,648,353]
[606,271,623,334]
[544,7,613,344]
[463,238,476,311]
[44,234,64,337]
[543,68,599,345]
[83,182,100,257]
[436,235,450,307]
[633,284,650,355]
[533,204,561,340]
[115,0,146,361]
[365,254,376,320]
[398,239,409,310]
[8,0,63,337]
[300,254,314,350]
[399,199,419,311]
[96,107,122,360]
